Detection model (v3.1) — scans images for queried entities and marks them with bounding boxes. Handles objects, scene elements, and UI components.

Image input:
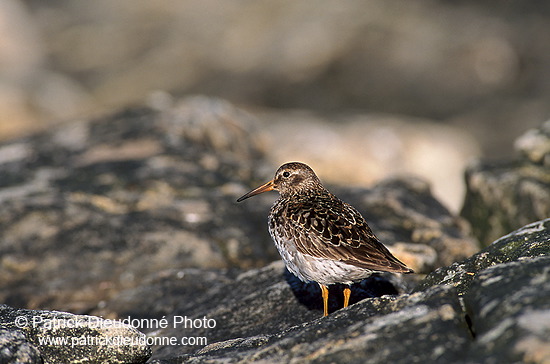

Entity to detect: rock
[0,215,543,363]
[414,218,550,294]
[0,330,42,364]
[333,177,478,270]
[8,1,550,158]
[464,256,550,364]
[103,219,546,363]
[0,96,271,312]
[0,97,475,312]
[173,285,470,364]
[514,120,550,165]
[0,95,547,363]
[461,121,550,245]
[102,261,455,363]
[416,218,550,363]
[0,304,151,363]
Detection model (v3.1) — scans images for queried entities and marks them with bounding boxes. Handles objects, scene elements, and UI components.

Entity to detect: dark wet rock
[0,304,150,364]
[461,121,550,245]
[464,256,550,364]
[414,218,550,295]
[126,219,546,363]
[114,262,461,363]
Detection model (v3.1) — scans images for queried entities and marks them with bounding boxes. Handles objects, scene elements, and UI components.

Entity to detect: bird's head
[237,162,323,201]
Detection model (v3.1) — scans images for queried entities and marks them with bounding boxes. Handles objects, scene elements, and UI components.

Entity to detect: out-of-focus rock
[257,109,481,212]
[1,1,548,159]
[461,121,550,245]
[0,96,474,314]
[0,330,42,364]
[514,119,550,166]
[0,0,43,139]
[0,96,269,312]
[0,0,95,141]
[30,1,549,120]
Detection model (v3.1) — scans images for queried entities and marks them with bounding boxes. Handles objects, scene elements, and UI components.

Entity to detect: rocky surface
[0,97,269,312]
[0,97,475,313]
[128,219,546,363]
[0,97,548,363]
[414,218,550,295]
[416,219,550,364]
[0,304,150,364]
[152,284,470,364]
[1,219,547,363]
[461,120,550,245]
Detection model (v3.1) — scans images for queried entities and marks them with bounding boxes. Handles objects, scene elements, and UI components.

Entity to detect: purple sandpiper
[237,162,413,316]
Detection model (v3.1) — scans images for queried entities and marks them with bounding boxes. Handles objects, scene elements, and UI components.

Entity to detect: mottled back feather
[270,190,412,273]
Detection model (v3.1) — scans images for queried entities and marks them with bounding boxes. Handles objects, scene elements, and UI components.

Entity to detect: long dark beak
[237,180,275,202]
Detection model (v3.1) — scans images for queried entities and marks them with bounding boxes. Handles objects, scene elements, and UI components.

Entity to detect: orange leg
[320,284,329,317]
[343,287,351,308]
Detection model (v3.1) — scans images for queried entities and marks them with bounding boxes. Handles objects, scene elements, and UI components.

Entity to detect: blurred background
[1,0,549,211]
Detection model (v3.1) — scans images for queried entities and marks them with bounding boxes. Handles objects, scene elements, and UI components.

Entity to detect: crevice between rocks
[458,296,476,340]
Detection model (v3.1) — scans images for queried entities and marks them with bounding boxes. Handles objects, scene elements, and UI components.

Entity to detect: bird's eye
[282,171,290,178]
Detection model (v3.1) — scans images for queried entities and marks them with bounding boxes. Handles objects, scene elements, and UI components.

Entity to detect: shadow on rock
[285,268,401,315]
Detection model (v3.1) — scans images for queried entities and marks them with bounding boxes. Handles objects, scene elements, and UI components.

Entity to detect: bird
[237,162,413,316]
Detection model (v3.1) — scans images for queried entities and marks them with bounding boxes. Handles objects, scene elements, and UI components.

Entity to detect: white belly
[269,232,373,286]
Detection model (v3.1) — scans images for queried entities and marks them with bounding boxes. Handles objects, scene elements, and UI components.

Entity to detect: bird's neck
[279,186,332,202]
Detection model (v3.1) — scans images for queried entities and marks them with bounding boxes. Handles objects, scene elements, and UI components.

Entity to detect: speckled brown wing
[282,193,412,273]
